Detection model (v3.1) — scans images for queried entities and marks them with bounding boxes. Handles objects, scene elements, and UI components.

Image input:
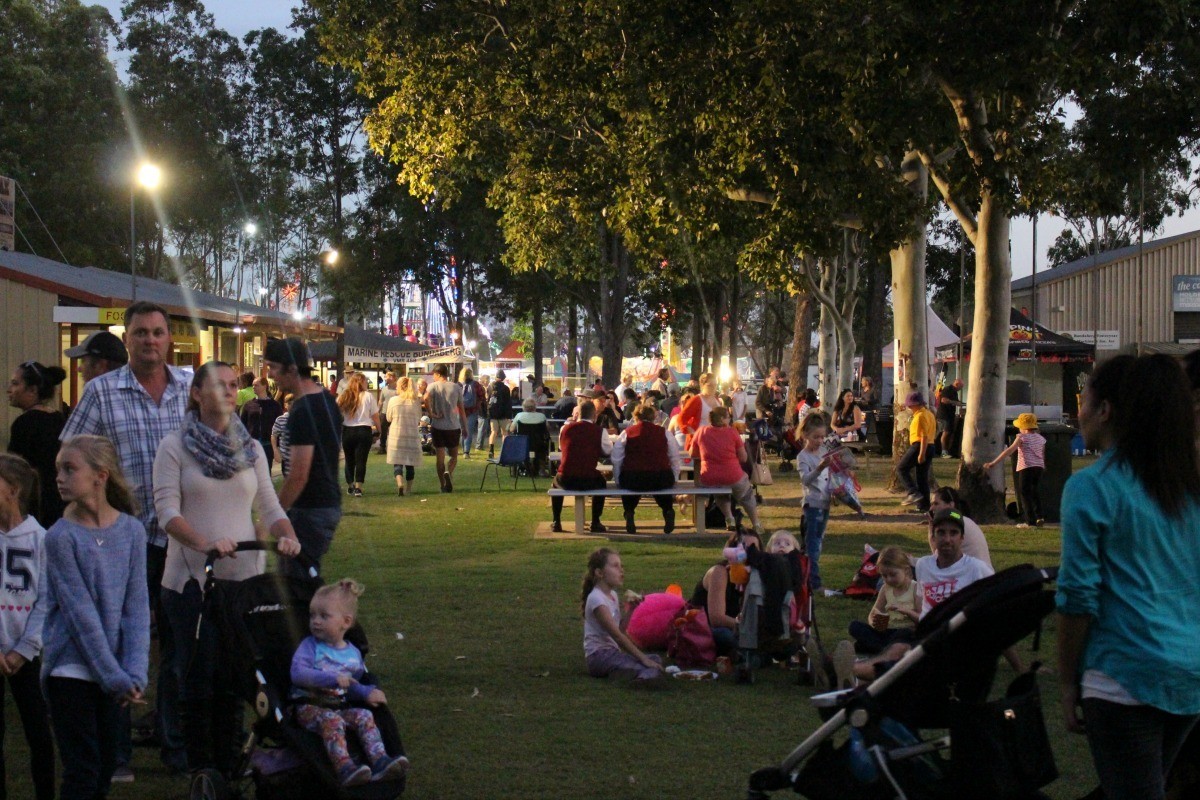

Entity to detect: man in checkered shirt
[60,300,190,777]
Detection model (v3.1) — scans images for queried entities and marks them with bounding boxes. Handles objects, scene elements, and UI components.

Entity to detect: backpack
[463,380,478,410]
[488,382,510,416]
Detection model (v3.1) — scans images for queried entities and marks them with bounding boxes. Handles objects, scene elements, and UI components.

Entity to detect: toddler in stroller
[291,579,410,786]
[191,542,406,800]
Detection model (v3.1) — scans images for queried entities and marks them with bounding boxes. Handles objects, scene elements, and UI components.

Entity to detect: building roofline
[1011,228,1200,291]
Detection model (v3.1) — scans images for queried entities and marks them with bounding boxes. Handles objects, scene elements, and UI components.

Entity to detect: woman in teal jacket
[1057,354,1200,800]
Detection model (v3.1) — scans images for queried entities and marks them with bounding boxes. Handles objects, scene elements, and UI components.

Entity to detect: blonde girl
[848,547,921,654]
[336,373,380,497]
[42,435,149,799]
[386,377,423,496]
[291,579,408,785]
[581,548,664,682]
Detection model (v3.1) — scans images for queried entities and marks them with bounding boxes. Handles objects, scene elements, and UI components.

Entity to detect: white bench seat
[547,482,731,534]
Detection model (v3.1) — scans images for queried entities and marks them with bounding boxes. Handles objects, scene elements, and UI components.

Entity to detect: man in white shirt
[826,508,994,689]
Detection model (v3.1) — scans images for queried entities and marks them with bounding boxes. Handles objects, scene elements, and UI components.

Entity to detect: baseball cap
[64,331,128,364]
[930,508,965,531]
[264,337,312,371]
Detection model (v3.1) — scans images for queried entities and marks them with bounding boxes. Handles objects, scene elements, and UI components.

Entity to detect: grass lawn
[5,452,1096,799]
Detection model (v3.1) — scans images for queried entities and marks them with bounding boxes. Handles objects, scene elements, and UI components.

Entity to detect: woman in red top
[611,403,681,534]
[678,372,720,451]
[690,406,760,531]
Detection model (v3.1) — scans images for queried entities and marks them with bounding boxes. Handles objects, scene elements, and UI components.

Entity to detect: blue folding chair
[480,435,536,491]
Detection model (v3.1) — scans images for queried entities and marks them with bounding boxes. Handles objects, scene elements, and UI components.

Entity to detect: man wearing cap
[832,508,994,687]
[264,337,342,576]
[897,391,936,512]
[64,330,129,384]
[60,300,190,777]
[937,378,964,457]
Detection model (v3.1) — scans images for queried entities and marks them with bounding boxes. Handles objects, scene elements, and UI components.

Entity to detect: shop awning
[936,308,1095,364]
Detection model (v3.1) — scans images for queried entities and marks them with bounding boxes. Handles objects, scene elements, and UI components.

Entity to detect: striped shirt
[1015,431,1046,471]
[60,365,190,548]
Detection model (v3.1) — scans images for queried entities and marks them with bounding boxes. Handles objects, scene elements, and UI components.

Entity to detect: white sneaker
[1015,523,1030,529]
[832,640,858,690]
[899,493,921,506]
[340,765,372,787]
[110,766,134,783]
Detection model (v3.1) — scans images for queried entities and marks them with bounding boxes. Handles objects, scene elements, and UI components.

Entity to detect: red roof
[496,340,525,360]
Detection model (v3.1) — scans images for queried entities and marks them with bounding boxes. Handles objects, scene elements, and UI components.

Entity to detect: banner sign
[1059,330,1120,349]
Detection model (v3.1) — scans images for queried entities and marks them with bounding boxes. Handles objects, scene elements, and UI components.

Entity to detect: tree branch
[916,148,979,247]
[725,187,776,205]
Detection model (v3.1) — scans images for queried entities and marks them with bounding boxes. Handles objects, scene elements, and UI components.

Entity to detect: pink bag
[627,592,687,650]
[667,605,717,668]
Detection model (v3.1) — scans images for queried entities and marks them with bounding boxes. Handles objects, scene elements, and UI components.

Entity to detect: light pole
[130,162,162,301]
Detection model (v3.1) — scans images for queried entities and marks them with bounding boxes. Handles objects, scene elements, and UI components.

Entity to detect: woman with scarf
[153,361,301,774]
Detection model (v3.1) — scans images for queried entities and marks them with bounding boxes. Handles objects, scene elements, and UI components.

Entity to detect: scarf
[182,412,258,480]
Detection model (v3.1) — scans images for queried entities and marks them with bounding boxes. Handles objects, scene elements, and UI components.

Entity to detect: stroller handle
[203,540,318,578]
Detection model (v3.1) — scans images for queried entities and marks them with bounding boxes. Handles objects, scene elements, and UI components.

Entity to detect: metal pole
[130,185,137,301]
[1030,213,1037,413]
[1137,166,1145,354]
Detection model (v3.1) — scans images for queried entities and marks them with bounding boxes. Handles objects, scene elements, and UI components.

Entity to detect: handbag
[667,605,717,668]
[947,666,1058,798]
[752,459,773,486]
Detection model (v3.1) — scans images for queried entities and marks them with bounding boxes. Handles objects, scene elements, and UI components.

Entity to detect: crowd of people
[7,312,1199,800]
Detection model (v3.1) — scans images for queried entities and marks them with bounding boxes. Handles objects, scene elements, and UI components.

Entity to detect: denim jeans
[896,443,931,510]
[711,625,738,657]
[286,506,341,579]
[803,505,830,589]
[46,677,119,800]
[463,412,480,454]
[161,581,244,774]
[1082,698,1200,800]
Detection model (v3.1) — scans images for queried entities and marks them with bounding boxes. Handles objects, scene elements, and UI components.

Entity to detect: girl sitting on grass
[848,546,921,655]
[290,579,409,787]
[581,548,664,683]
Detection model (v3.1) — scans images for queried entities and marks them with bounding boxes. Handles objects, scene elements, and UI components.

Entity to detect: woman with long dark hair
[1057,354,1200,800]
[7,360,68,526]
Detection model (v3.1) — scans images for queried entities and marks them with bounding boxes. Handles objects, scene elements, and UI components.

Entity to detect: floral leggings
[294,704,388,773]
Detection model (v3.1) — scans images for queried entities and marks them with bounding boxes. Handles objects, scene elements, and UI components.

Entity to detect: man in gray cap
[64,330,128,383]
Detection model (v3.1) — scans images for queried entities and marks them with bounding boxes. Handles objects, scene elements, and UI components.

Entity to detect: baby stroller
[747,564,1059,800]
[733,538,818,684]
[190,542,406,800]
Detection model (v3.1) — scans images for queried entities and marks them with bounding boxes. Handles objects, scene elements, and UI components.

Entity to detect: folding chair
[480,434,536,490]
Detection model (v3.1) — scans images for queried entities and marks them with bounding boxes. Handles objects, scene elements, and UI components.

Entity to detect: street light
[244,221,257,236]
[324,249,339,266]
[130,161,162,301]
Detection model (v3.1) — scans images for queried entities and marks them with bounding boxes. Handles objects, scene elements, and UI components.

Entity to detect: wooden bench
[546,482,731,535]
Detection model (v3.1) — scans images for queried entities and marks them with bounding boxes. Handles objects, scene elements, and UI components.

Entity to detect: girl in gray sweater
[42,435,149,800]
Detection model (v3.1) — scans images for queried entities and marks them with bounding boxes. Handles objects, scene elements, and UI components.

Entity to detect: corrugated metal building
[1011,228,1200,356]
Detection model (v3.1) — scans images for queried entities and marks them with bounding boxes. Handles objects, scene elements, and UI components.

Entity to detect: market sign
[1058,330,1121,350]
[0,176,14,252]
[1172,275,1200,311]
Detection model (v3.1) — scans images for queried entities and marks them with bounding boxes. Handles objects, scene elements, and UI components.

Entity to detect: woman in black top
[831,389,867,441]
[6,360,68,526]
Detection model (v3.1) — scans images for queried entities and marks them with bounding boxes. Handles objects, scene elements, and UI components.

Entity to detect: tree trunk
[712,285,726,376]
[532,303,544,386]
[888,153,930,490]
[788,290,814,422]
[691,314,703,380]
[817,260,838,406]
[596,231,632,390]
[861,255,887,389]
[567,302,578,382]
[956,190,1011,521]
[729,275,740,379]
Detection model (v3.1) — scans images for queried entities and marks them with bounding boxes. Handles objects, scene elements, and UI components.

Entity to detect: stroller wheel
[190,768,229,800]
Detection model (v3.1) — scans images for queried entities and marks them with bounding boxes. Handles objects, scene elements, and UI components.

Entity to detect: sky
[92,0,1200,279]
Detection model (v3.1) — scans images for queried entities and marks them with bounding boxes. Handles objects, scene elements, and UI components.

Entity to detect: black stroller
[747,564,1059,800]
[189,542,406,800]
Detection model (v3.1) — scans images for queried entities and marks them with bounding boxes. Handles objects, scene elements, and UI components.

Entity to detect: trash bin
[1006,420,1075,523]
[874,407,894,457]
